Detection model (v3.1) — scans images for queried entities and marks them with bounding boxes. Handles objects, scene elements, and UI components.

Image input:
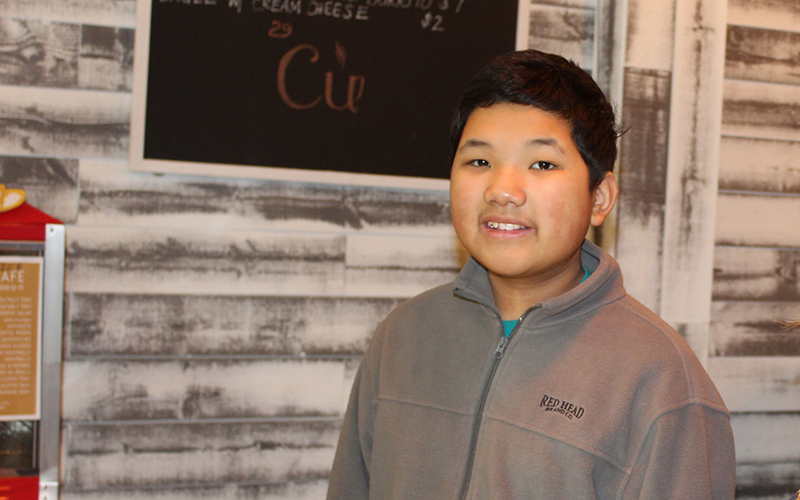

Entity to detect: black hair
[450,49,619,191]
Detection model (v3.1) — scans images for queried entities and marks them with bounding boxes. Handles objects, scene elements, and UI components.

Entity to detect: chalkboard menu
[130,0,520,188]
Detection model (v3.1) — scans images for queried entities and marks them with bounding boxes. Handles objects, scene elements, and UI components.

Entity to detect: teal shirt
[502,267,591,337]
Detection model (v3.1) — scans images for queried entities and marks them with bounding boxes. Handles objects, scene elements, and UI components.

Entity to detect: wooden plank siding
[0,0,137,28]
[713,246,800,303]
[0,84,129,158]
[66,293,400,357]
[0,18,80,88]
[62,420,339,491]
[77,159,453,233]
[719,136,800,194]
[658,0,727,362]
[732,413,800,499]
[62,360,347,421]
[614,67,671,312]
[727,0,800,34]
[722,80,800,142]
[527,3,596,69]
[716,1,800,497]
[726,24,800,87]
[0,16,134,91]
[59,481,330,500]
[709,357,800,413]
[710,301,800,356]
[65,226,458,298]
[715,192,800,248]
[623,0,676,72]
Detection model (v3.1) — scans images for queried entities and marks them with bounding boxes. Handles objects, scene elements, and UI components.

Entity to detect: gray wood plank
[728,0,800,33]
[345,234,460,270]
[527,5,595,69]
[708,357,800,412]
[65,226,347,296]
[0,18,79,87]
[0,155,79,222]
[0,0,136,28]
[710,301,800,356]
[61,481,328,500]
[618,68,672,196]
[712,246,800,302]
[715,192,800,248]
[66,293,399,357]
[732,412,800,500]
[615,67,671,312]
[79,25,134,91]
[719,136,800,194]
[0,85,129,158]
[735,473,800,500]
[624,0,675,71]
[62,419,337,491]
[659,0,728,362]
[732,412,800,462]
[722,79,800,142]
[534,0,597,9]
[66,226,457,298]
[726,24,800,87]
[77,159,452,232]
[62,359,347,420]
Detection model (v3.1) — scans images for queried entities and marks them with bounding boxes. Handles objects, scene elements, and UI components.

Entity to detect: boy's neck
[488,263,585,321]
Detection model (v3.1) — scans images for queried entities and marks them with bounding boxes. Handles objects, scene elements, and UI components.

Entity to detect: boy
[327,50,735,499]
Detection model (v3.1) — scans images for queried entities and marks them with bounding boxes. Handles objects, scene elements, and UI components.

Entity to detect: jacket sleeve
[622,402,736,500]
[326,336,380,500]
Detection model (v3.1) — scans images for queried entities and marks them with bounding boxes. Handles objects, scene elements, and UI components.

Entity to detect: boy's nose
[484,166,526,206]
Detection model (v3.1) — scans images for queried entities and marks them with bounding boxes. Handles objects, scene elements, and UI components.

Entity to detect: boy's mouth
[486,221,530,231]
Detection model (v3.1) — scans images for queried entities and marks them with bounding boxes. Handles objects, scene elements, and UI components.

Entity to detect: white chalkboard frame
[129,0,530,191]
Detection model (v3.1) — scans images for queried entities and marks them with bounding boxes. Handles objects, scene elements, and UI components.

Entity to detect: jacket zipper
[457,305,541,500]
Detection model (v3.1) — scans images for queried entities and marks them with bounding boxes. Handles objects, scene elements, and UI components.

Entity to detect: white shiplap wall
[709,1,800,498]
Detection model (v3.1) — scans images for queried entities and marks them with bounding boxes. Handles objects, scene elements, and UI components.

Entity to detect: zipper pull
[494,336,509,359]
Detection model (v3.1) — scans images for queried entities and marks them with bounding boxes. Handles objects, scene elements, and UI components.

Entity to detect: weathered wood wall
[533,14,774,498]
[1,0,798,497]
[710,1,800,497]
[615,0,800,498]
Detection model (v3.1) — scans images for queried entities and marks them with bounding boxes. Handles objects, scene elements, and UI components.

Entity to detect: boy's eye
[468,159,490,167]
[531,161,556,170]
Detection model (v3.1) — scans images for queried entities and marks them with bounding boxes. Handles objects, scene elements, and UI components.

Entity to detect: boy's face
[450,103,614,288]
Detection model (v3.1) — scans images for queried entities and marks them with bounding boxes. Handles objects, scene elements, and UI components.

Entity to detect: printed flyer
[0,257,43,420]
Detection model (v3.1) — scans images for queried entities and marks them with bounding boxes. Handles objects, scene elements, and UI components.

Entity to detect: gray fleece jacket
[327,240,735,499]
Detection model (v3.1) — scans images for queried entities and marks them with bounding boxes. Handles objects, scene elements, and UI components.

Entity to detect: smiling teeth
[487,222,526,230]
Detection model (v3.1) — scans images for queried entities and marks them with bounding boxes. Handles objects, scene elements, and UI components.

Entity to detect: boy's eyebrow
[458,139,491,151]
[527,137,566,154]
[458,137,567,154]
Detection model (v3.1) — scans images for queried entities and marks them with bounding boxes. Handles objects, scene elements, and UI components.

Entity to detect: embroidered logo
[540,394,584,420]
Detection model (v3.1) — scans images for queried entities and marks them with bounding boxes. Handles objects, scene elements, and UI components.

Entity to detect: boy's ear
[590,172,619,227]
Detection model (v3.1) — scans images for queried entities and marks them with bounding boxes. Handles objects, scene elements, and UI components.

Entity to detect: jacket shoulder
[607,294,728,412]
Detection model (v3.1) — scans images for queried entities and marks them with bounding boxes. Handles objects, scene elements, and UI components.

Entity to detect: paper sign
[0,257,43,420]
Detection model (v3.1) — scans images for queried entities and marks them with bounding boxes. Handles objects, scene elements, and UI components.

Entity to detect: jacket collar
[452,240,626,323]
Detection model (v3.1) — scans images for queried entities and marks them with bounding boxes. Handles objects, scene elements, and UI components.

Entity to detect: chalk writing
[277,43,365,112]
[165,0,468,31]
[307,1,369,19]
[253,0,302,14]
[420,12,443,31]
[269,20,293,37]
